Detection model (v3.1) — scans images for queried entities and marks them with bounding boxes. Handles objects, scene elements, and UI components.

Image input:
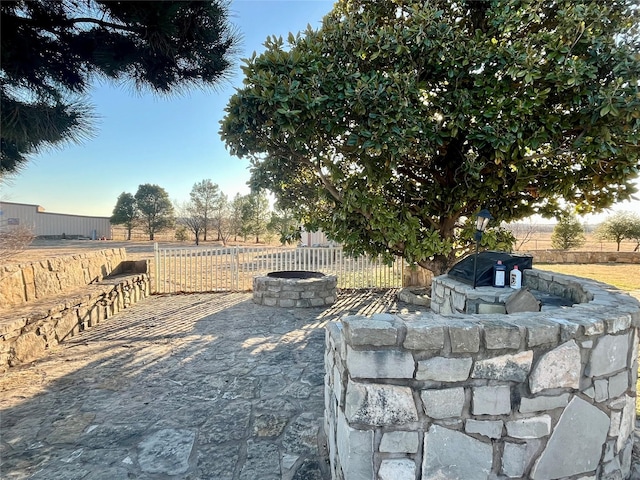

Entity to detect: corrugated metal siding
[0,202,111,238]
[0,202,39,231]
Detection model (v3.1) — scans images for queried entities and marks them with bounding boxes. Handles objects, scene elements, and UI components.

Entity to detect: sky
[1,0,638,222]
[1,0,335,217]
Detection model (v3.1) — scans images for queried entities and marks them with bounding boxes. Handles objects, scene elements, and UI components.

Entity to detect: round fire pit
[253,270,337,308]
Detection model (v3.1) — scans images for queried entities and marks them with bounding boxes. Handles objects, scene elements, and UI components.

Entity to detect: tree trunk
[414,217,459,276]
[417,254,451,277]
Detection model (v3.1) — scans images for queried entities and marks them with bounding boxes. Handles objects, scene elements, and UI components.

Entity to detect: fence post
[153,242,159,294]
[232,246,239,291]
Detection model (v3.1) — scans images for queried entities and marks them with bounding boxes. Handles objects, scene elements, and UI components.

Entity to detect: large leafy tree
[1,0,238,176]
[221,0,640,274]
[135,184,174,241]
[110,192,138,240]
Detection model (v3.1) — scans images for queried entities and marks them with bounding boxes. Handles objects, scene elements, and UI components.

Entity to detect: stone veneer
[324,269,640,479]
[0,248,131,309]
[0,249,150,369]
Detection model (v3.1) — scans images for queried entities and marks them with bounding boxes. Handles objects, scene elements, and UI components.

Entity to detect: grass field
[514,231,638,253]
[535,264,640,292]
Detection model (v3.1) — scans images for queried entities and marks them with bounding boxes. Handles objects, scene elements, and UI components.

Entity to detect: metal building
[0,201,111,239]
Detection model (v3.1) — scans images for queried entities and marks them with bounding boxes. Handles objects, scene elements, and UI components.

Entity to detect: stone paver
[2,288,640,479]
[0,290,401,480]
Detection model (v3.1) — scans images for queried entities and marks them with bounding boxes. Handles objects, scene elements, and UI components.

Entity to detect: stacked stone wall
[528,250,640,264]
[0,248,129,309]
[253,274,337,307]
[431,269,592,315]
[0,273,150,369]
[324,269,640,479]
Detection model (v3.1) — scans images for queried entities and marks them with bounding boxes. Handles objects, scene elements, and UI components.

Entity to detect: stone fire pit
[252,270,337,308]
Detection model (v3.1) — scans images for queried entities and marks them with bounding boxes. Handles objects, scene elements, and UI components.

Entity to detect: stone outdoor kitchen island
[324,269,640,479]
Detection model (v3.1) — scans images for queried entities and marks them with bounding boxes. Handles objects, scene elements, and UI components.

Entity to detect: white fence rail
[153,244,403,294]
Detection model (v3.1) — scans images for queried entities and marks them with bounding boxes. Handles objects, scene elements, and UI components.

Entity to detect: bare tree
[0,224,34,261]
[174,200,205,245]
[505,219,538,251]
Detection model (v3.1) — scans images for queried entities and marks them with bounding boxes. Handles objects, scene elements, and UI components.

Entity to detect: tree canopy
[1,0,239,175]
[110,192,138,240]
[221,0,640,274]
[596,211,640,251]
[241,192,270,243]
[135,184,174,240]
[551,213,585,250]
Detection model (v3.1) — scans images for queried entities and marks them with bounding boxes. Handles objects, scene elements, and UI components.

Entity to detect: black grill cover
[447,251,533,287]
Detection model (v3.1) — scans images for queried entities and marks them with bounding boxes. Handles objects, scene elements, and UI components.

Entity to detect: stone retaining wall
[0,249,131,310]
[324,269,640,479]
[527,250,640,264]
[0,273,150,369]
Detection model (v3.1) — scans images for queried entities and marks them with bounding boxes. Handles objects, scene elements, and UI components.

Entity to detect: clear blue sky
[2,0,335,217]
[2,0,638,221]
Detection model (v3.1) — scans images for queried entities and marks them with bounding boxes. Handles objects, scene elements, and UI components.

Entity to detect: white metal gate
[153,244,403,294]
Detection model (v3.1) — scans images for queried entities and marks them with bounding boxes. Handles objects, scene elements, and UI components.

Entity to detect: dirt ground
[4,238,237,265]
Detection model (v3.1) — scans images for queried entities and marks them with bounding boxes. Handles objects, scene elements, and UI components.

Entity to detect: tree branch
[299,156,345,204]
[66,17,138,32]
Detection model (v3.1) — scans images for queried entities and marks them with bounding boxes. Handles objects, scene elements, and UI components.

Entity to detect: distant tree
[506,219,538,251]
[135,184,174,241]
[631,222,640,252]
[175,226,188,242]
[595,211,640,252]
[110,192,138,240]
[229,193,247,242]
[175,200,205,245]
[210,192,231,244]
[268,207,301,245]
[190,180,223,241]
[1,1,239,176]
[241,192,270,243]
[551,213,585,250]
